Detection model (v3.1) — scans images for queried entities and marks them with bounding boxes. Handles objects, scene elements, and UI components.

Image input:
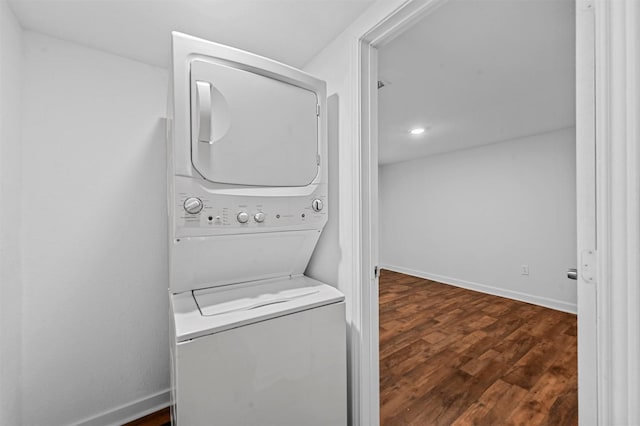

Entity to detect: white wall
[304,36,357,314]
[0,2,24,424]
[20,32,169,425]
[303,0,411,327]
[302,2,409,424]
[379,127,577,312]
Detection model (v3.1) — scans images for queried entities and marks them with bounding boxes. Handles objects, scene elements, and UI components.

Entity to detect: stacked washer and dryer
[166,33,347,425]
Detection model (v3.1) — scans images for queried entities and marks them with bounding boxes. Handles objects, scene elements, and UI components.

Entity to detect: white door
[189,59,320,187]
[576,0,597,423]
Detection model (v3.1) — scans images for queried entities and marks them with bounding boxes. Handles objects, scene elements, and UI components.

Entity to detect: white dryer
[166,33,346,425]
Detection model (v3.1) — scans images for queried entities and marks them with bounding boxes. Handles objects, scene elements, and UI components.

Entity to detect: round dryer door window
[190,59,319,187]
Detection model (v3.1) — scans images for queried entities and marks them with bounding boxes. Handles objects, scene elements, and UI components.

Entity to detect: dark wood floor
[123,407,170,426]
[379,269,578,426]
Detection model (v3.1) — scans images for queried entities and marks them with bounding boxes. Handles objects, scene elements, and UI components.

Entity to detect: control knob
[237,211,249,223]
[254,212,265,223]
[312,199,323,212]
[183,197,203,214]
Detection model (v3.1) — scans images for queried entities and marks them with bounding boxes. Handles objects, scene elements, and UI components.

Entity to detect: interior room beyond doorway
[375,0,578,423]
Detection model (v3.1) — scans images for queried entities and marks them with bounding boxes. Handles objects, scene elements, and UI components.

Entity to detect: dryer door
[190,59,319,187]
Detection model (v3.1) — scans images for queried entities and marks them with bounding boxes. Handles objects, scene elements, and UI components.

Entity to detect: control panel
[173,177,327,237]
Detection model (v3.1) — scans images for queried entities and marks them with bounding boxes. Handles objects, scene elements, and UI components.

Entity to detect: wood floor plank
[451,379,528,426]
[501,339,562,390]
[122,407,170,426]
[379,269,577,425]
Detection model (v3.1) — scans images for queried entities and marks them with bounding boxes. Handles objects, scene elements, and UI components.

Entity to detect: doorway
[356,0,597,423]
[376,1,578,422]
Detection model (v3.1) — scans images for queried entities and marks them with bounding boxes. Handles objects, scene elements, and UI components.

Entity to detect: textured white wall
[0,2,24,425]
[379,128,577,312]
[20,32,169,425]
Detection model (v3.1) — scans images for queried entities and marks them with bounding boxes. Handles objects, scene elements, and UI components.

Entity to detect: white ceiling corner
[8,0,376,69]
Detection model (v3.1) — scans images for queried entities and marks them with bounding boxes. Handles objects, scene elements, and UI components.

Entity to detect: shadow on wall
[306,94,341,286]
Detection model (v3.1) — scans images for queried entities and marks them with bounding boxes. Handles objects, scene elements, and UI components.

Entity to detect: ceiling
[8,0,375,69]
[378,0,575,165]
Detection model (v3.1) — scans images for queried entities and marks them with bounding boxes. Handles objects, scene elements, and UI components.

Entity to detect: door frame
[349,0,640,424]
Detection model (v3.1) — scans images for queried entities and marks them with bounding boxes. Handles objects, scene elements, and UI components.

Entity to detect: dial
[183,197,203,214]
[312,199,324,212]
[237,211,249,223]
[254,212,265,223]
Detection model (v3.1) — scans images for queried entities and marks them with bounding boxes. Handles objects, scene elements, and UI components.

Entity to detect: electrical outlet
[521,265,529,275]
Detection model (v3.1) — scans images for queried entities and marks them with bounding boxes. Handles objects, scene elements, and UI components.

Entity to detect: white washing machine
[166,33,346,425]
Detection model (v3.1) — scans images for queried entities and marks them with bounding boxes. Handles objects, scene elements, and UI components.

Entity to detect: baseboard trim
[380,264,577,314]
[72,388,170,426]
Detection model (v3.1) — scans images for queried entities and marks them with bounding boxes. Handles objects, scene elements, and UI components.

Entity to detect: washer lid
[171,275,344,343]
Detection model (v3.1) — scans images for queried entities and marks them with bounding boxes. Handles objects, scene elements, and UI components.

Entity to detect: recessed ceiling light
[410,128,425,135]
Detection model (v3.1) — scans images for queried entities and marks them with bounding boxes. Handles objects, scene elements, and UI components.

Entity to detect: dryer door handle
[196,81,213,143]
